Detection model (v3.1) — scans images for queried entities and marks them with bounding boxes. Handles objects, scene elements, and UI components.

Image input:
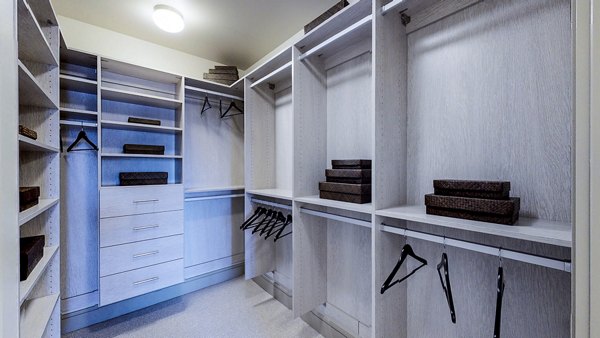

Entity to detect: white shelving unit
[16,0,61,336]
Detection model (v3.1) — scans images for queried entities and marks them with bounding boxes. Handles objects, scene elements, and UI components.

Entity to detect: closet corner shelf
[246,188,293,201]
[295,195,373,214]
[18,61,58,109]
[60,107,98,122]
[101,120,182,134]
[19,135,59,153]
[376,205,572,248]
[101,87,183,109]
[20,293,59,338]
[19,245,59,305]
[184,85,244,102]
[19,198,59,226]
[249,61,292,89]
[101,153,183,159]
[17,0,58,67]
[60,74,97,94]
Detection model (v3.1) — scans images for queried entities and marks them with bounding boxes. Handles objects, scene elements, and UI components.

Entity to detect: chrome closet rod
[381,224,571,273]
[251,198,292,210]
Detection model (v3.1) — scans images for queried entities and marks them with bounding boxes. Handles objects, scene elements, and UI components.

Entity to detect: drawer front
[100,210,183,248]
[100,185,183,218]
[100,259,183,306]
[100,235,183,277]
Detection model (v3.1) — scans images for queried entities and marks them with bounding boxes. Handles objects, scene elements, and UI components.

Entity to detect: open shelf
[19,245,59,305]
[247,188,293,201]
[18,61,58,109]
[18,135,59,153]
[101,120,182,134]
[185,186,245,194]
[17,0,58,66]
[376,205,572,248]
[19,198,59,226]
[20,293,59,338]
[60,74,97,94]
[295,195,373,214]
[101,153,182,159]
[250,61,292,89]
[60,107,98,122]
[101,87,182,109]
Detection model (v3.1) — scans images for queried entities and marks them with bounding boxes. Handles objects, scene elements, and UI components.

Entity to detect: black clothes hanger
[494,266,505,338]
[274,217,292,242]
[264,214,290,239]
[201,96,212,115]
[241,207,265,230]
[221,101,244,119]
[252,210,278,234]
[260,212,285,237]
[381,244,428,294]
[67,124,98,152]
[243,209,271,231]
[437,252,456,324]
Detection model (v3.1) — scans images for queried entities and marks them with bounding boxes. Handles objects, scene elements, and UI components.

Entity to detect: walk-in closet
[1,0,598,337]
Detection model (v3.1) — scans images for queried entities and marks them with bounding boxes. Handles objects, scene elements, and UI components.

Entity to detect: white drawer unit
[100,259,184,306]
[100,185,184,218]
[100,210,183,248]
[100,235,184,277]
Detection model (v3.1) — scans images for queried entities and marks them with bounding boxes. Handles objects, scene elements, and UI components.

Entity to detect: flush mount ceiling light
[153,4,184,33]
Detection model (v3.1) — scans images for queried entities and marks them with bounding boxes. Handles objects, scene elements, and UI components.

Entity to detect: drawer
[100,210,183,247]
[100,235,183,277]
[100,185,183,218]
[100,259,183,306]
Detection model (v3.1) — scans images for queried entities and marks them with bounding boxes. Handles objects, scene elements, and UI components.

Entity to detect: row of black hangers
[60,124,98,153]
[240,207,292,242]
[381,242,505,337]
[200,96,244,119]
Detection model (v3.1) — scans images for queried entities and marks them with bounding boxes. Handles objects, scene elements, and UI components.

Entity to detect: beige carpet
[63,277,321,338]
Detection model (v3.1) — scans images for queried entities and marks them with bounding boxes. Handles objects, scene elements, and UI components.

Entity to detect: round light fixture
[153,4,184,33]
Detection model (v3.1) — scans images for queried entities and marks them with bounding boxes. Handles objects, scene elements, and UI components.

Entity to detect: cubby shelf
[101,120,182,134]
[18,61,58,109]
[376,205,572,248]
[247,188,293,201]
[20,293,59,338]
[101,153,183,159]
[60,74,97,94]
[17,0,58,66]
[19,245,59,305]
[295,195,373,214]
[101,87,182,109]
[60,107,98,122]
[18,135,59,153]
[18,198,59,226]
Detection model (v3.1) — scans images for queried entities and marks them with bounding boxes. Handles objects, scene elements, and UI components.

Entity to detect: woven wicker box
[18,125,37,140]
[319,182,371,195]
[304,0,349,33]
[425,194,520,225]
[426,207,519,225]
[119,172,168,186]
[123,144,165,155]
[326,169,371,184]
[433,179,510,200]
[19,186,40,212]
[128,117,161,126]
[331,159,372,169]
[20,235,45,281]
[320,191,371,204]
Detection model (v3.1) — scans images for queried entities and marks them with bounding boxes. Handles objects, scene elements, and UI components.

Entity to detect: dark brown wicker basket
[426,206,519,225]
[19,187,40,212]
[331,159,372,169]
[128,117,161,126]
[120,172,168,186]
[326,169,371,184]
[20,236,45,281]
[19,125,38,140]
[433,180,510,199]
[320,191,371,204]
[123,144,165,155]
[304,0,349,33]
[425,194,519,215]
[319,182,371,195]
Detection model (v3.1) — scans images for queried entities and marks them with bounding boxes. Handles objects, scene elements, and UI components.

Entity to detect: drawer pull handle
[133,199,159,204]
[133,277,159,286]
[133,250,159,258]
[133,224,160,231]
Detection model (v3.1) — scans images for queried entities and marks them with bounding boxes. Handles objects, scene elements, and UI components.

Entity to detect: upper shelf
[101,87,183,109]
[60,107,98,122]
[101,120,182,134]
[247,188,293,202]
[60,74,97,94]
[101,58,181,85]
[376,205,572,248]
[18,61,58,109]
[295,195,373,214]
[17,0,58,66]
[250,61,292,89]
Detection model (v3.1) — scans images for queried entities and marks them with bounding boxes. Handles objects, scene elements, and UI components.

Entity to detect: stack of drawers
[99,185,184,306]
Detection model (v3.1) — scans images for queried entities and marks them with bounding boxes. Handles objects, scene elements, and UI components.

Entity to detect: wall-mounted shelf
[247,188,293,201]
[18,198,59,226]
[184,85,244,102]
[20,293,60,338]
[295,195,373,214]
[101,87,182,109]
[250,61,292,88]
[101,153,182,159]
[101,120,182,134]
[17,0,58,66]
[60,107,98,122]
[19,245,59,305]
[376,205,571,248]
[18,135,59,153]
[18,61,58,109]
[60,74,97,94]
[185,186,245,194]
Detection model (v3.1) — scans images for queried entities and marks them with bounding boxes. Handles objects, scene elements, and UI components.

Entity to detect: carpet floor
[63,277,321,338]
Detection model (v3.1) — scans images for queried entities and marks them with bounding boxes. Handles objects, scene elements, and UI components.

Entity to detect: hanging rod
[300,207,371,228]
[185,194,245,202]
[250,61,292,89]
[251,198,292,210]
[299,14,373,61]
[381,224,571,273]
[60,120,98,127]
[184,85,244,101]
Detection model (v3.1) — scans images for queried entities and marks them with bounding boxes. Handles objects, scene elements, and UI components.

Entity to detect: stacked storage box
[319,160,371,204]
[203,66,239,86]
[425,180,520,225]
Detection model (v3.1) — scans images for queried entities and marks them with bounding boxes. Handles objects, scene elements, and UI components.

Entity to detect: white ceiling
[52,0,339,70]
